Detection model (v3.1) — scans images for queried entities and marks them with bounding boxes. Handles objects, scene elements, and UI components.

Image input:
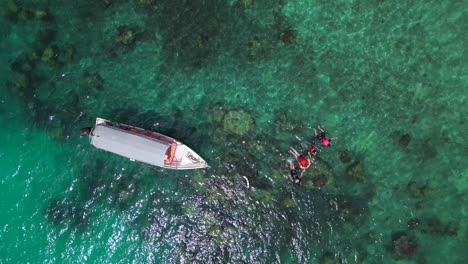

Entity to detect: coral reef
[210,103,227,123]
[274,109,304,133]
[312,173,328,188]
[138,0,158,8]
[345,161,365,182]
[40,46,56,65]
[389,231,418,259]
[11,73,30,97]
[308,157,335,189]
[196,34,210,48]
[11,53,36,74]
[320,251,339,264]
[339,150,352,163]
[278,29,297,45]
[420,139,438,160]
[80,71,104,93]
[222,110,255,136]
[328,194,369,224]
[116,25,138,47]
[391,131,412,147]
[37,28,56,46]
[399,133,411,147]
[59,45,76,62]
[100,0,115,8]
[240,0,254,9]
[407,181,430,199]
[408,216,458,236]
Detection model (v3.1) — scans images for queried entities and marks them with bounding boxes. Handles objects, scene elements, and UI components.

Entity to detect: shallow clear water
[0,0,467,263]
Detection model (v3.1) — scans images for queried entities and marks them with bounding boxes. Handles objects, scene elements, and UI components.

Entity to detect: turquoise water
[1,0,467,263]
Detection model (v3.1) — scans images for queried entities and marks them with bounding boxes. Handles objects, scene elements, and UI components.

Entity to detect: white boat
[81,118,208,170]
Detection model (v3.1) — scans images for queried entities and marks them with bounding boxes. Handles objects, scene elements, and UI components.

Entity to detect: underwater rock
[80,71,104,92]
[34,10,47,19]
[278,29,297,45]
[407,181,429,199]
[12,73,30,93]
[366,231,377,243]
[246,36,273,60]
[37,28,56,46]
[5,0,23,23]
[421,139,438,160]
[222,110,255,136]
[11,53,35,73]
[339,150,352,163]
[59,45,76,62]
[328,194,368,223]
[399,133,411,147]
[41,46,56,65]
[196,34,210,48]
[390,231,418,259]
[34,9,55,23]
[391,131,412,147]
[320,251,338,264]
[407,218,420,229]
[247,36,261,56]
[312,174,328,188]
[6,0,18,14]
[116,25,137,47]
[240,0,254,9]
[310,157,335,188]
[138,0,158,7]
[274,109,303,132]
[210,104,226,123]
[425,217,458,236]
[101,0,115,8]
[212,127,225,144]
[345,161,365,182]
[411,216,458,237]
[49,127,65,141]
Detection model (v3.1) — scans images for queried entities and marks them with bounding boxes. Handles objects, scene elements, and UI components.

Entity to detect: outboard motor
[80,127,93,136]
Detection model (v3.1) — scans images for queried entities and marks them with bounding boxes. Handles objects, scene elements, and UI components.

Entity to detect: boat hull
[87,118,208,170]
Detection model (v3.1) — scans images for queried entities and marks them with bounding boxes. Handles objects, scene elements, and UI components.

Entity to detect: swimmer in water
[289,147,311,169]
[313,126,337,147]
[308,146,318,156]
[288,159,304,184]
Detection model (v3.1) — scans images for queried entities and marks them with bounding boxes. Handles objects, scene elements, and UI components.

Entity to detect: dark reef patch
[387,231,418,259]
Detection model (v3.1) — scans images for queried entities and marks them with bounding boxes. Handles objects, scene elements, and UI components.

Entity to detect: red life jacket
[321,137,330,146]
[309,146,316,153]
[298,156,308,166]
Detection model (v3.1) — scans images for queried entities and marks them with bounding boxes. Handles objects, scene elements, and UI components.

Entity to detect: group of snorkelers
[288,126,337,185]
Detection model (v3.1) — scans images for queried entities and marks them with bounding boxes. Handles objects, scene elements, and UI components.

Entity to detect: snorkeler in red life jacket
[308,146,317,155]
[289,147,311,169]
[314,126,337,147]
[321,137,331,147]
